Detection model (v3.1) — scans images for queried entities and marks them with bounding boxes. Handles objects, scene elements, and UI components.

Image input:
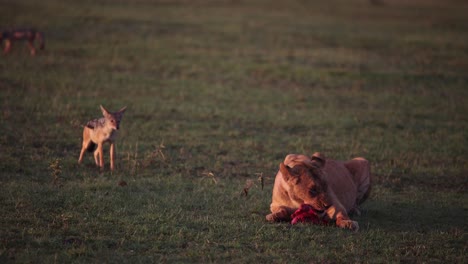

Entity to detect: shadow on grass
[358,197,466,233]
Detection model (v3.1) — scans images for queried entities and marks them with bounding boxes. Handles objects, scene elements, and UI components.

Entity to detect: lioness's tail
[36,31,45,50]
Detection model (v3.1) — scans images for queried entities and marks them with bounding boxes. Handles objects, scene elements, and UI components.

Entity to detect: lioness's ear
[279,162,293,181]
[311,152,326,168]
[280,163,301,184]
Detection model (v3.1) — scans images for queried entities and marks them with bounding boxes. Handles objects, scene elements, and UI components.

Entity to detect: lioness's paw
[338,220,359,232]
[266,214,275,222]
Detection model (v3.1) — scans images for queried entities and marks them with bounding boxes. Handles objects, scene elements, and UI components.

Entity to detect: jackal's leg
[110,142,115,171]
[27,40,36,56]
[96,143,104,169]
[3,40,11,54]
[93,144,101,167]
[78,144,87,164]
[93,149,99,166]
[78,128,90,164]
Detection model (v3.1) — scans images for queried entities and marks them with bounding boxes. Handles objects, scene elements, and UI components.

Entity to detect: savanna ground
[1,0,467,262]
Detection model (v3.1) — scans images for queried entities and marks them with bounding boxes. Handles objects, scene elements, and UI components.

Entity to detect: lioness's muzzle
[315,204,331,215]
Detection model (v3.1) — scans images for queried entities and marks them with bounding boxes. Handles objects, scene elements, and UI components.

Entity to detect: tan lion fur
[266,152,371,231]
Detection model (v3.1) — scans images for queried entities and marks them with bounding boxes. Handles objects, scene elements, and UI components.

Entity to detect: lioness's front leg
[327,205,359,232]
[336,217,359,232]
[266,206,294,222]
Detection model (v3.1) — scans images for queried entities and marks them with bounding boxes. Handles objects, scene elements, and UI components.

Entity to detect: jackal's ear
[311,152,326,168]
[100,105,111,116]
[118,106,127,114]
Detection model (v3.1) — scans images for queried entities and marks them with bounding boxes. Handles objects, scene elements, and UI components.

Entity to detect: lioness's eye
[309,188,318,196]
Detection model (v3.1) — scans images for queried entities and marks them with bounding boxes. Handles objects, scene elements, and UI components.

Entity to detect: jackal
[1,28,45,56]
[78,105,127,171]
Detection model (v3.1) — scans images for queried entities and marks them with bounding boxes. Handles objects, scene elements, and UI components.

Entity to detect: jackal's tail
[36,31,45,50]
[86,141,97,152]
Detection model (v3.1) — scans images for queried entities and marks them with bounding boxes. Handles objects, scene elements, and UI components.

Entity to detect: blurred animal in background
[78,105,127,171]
[266,152,371,231]
[1,28,45,56]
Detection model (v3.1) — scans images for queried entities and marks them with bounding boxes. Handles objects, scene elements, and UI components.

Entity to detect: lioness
[266,152,371,231]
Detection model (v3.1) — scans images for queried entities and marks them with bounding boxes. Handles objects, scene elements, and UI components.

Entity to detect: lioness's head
[280,152,330,212]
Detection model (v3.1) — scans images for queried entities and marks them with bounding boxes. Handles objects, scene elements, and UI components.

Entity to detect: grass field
[1,0,467,262]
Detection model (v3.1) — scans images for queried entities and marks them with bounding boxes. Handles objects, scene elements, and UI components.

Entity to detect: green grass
[1,0,467,262]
